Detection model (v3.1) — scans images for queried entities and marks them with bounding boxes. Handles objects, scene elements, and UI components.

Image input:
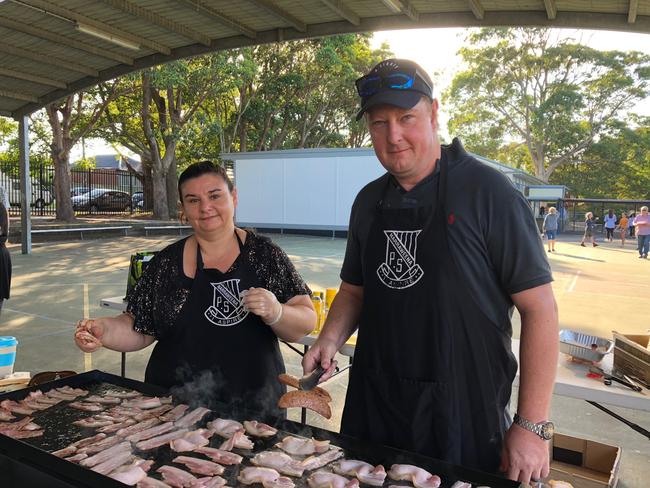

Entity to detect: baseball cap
[355,58,433,120]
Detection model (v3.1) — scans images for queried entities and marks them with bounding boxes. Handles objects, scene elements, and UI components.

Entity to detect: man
[303,59,558,484]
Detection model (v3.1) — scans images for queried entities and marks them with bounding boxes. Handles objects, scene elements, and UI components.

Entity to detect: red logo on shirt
[448,213,455,225]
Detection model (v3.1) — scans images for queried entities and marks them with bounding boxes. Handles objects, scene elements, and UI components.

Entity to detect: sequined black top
[126,230,311,339]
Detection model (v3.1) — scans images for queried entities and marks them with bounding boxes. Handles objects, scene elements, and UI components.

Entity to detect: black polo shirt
[341,138,552,333]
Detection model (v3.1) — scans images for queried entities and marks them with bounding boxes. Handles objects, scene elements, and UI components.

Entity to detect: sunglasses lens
[357,75,381,97]
[385,73,413,89]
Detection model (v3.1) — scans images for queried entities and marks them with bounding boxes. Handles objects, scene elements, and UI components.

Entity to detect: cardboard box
[612,331,650,386]
[549,433,621,488]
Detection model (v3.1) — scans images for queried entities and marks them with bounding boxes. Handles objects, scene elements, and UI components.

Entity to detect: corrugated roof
[0,0,649,119]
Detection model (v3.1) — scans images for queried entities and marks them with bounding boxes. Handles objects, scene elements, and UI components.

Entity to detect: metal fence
[0,164,145,217]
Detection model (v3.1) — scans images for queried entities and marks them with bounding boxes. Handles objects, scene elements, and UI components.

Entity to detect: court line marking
[566,270,581,293]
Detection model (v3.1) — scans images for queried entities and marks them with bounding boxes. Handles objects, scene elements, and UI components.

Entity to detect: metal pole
[18,115,31,255]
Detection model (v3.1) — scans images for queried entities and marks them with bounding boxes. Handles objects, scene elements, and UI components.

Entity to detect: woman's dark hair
[178,161,233,201]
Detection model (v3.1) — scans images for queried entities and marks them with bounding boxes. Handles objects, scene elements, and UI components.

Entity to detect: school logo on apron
[377,230,424,289]
[204,279,249,326]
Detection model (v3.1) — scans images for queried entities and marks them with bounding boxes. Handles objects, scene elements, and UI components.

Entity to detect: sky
[370,27,650,140]
[74,27,650,160]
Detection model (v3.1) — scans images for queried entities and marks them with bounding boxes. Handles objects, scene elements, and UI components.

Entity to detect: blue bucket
[0,336,18,378]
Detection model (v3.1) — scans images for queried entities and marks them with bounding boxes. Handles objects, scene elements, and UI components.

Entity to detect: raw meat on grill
[276,436,330,456]
[109,463,149,485]
[85,395,122,405]
[126,421,176,443]
[136,428,189,450]
[69,401,105,412]
[103,389,141,398]
[0,408,16,421]
[192,477,228,488]
[208,418,243,438]
[73,418,114,428]
[174,407,211,428]
[300,448,344,471]
[117,417,161,437]
[80,441,131,468]
[307,470,359,488]
[387,464,442,488]
[52,445,77,458]
[238,466,296,488]
[72,433,107,449]
[244,420,278,438]
[64,453,88,463]
[122,397,165,410]
[194,446,243,465]
[157,464,198,487]
[332,460,386,486]
[79,435,123,454]
[251,451,305,477]
[138,477,173,487]
[219,429,254,450]
[172,455,225,476]
[135,404,174,421]
[99,418,137,433]
[160,404,189,422]
[170,429,212,452]
[0,399,35,415]
[91,450,134,475]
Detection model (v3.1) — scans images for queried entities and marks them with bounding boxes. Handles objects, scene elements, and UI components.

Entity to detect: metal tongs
[297,364,352,391]
[589,366,643,393]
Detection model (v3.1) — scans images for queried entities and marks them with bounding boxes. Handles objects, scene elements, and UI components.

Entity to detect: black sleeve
[486,186,552,295]
[126,242,189,339]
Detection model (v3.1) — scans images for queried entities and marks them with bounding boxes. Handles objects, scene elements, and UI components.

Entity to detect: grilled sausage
[277,390,332,419]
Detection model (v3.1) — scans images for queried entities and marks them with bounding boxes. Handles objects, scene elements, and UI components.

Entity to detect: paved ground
[1,231,649,486]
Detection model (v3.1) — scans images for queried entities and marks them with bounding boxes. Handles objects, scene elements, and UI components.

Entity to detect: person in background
[628,212,636,237]
[617,212,628,247]
[542,207,559,252]
[0,183,10,317]
[580,212,598,247]
[303,58,558,484]
[539,205,546,217]
[633,206,650,259]
[603,209,617,243]
[75,161,315,416]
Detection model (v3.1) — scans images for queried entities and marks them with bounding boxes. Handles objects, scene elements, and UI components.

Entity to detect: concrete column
[18,115,31,254]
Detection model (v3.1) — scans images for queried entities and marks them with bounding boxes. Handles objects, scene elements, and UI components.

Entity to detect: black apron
[146,232,285,418]
[341,158,517,473]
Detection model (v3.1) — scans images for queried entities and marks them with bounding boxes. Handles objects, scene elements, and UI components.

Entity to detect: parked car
[71,188,132,213]
[7,178,54,208]
[71,186,91,197]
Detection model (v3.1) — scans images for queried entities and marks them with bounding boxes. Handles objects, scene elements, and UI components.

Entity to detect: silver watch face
[540,421,555,440]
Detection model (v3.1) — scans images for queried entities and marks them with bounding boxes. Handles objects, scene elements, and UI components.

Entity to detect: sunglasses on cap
[355,68,432,98]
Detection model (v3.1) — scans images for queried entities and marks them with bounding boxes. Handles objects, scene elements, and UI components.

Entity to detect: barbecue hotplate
[0,370,518,488]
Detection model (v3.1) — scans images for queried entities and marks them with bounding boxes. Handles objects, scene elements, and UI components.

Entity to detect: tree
[550,117,650,199]
[42,84,123,221]
[444,28,650,181]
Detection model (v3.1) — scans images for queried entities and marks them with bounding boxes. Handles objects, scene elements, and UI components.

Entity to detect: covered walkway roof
[1,0,650,119]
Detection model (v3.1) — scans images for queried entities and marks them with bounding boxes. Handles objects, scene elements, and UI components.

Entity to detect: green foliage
[71,157,97,170]
[444,28,650,183]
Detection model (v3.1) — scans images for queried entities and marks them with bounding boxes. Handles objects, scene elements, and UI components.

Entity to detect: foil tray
[559,329,613,362]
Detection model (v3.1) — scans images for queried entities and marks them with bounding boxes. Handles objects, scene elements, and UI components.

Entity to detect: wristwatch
[513,413,555,440]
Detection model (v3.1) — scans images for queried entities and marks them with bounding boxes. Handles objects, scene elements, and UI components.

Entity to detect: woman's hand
[74,318,104,353]
[241,287,282,325]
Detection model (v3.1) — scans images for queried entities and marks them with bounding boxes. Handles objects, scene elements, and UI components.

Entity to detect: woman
[75,161,316,415]
[542,206,559,252]
[633,206,650,259]
[580,212,598,248]
[603,209,617,242]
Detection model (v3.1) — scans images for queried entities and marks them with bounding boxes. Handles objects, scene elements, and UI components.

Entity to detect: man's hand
[302,337,339,382]
[500,424,550,484]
